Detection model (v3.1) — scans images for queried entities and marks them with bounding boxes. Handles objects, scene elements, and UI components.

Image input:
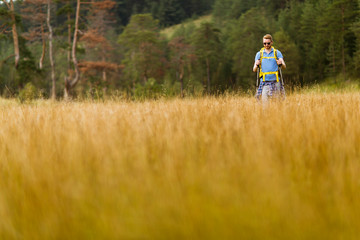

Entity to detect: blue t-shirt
[255,48,283,81]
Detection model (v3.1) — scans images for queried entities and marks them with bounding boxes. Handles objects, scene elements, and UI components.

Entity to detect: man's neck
[265,47,272,53]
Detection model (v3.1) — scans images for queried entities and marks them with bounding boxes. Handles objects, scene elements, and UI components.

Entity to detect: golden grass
[0,92,360,239]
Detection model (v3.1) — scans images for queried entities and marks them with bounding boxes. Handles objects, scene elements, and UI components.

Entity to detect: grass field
[0,92,359,239]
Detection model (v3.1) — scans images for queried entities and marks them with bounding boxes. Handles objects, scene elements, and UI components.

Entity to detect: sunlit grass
[0,92,359,239]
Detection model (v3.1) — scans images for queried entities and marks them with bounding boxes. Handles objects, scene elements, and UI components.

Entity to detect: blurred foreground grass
[0,92,359,239]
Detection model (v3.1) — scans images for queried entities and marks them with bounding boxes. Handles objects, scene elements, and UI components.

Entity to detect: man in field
[253,34,286,102]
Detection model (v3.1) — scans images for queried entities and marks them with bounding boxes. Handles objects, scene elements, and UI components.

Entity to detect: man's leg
[274,82,281,99]
[261,85,270,104]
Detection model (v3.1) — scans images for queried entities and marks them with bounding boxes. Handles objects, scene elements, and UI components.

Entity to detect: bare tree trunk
[67,12,72,72]
[39,24,46,69]
[10,0,20,68]
[70,0,80,85]
[64,12,72,99]
[65,0,80,99]
[64,76,70,99]
[47,0,56,100]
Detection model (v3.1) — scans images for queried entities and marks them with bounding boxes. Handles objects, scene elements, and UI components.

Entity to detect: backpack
[259,46,280,82]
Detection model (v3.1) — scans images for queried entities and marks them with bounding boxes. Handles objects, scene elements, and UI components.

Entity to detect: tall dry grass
[0,92,359,239]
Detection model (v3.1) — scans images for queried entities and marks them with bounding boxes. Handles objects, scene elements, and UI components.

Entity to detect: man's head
[263,34,273,49]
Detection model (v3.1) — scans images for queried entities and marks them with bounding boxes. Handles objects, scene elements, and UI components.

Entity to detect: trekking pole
[278,64,284,86]
[256,67,260,88]
[278,64,286,99]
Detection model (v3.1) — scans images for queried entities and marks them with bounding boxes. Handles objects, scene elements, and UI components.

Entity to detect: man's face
[263,39,272,49]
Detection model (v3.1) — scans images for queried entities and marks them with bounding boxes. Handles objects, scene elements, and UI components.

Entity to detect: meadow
[0,91,359,239]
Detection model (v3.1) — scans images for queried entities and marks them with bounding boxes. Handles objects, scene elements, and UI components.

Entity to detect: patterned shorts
[255,81,285,100]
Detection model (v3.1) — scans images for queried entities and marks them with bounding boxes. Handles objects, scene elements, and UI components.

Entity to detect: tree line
[0,0,359,99]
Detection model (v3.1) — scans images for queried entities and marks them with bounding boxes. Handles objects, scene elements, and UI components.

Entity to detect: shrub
[18,82,43,103]
[133,78,163,100]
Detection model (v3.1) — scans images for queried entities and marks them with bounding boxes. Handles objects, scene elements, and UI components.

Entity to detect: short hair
[263,34,273,42]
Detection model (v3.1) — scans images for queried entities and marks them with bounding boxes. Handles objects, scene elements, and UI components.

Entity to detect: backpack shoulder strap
[273,47,278,59]
[259,48,265,79]
[260,48,265,61]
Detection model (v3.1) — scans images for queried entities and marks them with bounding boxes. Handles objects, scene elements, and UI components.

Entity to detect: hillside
[160,15,213,39]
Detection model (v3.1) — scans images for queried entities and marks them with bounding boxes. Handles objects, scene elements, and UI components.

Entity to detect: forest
[0,0,359,99]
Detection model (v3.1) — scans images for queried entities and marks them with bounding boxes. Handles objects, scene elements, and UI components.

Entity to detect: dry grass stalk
[0,92,359,239]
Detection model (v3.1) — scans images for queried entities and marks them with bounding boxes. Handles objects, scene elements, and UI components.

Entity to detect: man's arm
[253,59,261,72]
[277,58,286,69]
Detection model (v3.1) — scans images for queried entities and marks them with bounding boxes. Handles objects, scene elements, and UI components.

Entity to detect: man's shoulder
[275,49,283,57]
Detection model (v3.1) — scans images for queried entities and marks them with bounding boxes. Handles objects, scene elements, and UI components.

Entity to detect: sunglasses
[263,42,271,45]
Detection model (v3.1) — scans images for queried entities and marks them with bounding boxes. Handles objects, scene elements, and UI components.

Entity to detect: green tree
[325,0,358,79]
[213,0,257,21]
[228,7,274,88]
[273,30,301,85]
[170,22,197,40]
[156,0,185,26]
[191,22,222,93]
[181,0,214,18]
[118,14,165,88]
[278,0,304,44]
[0,0,20,68]
[295,0,359,82]
[79,0,117,93]
[298,0,326,82]
[113,0,214,28]
[21,0,47,69]
[56,0,75,80]
[351,5,360,74]
[262,0,288,15]
[168,36,196,97]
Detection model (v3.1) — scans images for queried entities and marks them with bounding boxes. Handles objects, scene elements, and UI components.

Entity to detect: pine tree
[21,0,47,69]
[229,7,273,88]
[157,0,185,27]
[326,0,358,79]
[118,14,165,87]
[213,0,234,20]
[56,0,74,78]
[278,0,304,44]
[299,0,325,81]
[0,0,20,67]
[79,0,118,93]
[191,22,222,93]
[273,30,301,85]
[213,0,257,21]
[351,3,360,74]
[64,0,81,98]
[168,36,196,97]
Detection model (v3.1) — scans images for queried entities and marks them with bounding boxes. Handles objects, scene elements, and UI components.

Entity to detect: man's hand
[253,60,261,72]
[277,58,286,68]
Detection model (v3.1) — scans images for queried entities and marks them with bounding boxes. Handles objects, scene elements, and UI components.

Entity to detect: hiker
[253,34,286,102]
